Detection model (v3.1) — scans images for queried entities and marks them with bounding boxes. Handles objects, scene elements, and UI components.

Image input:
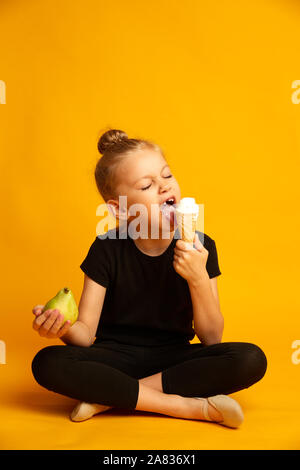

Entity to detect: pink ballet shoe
[194,394,244,428]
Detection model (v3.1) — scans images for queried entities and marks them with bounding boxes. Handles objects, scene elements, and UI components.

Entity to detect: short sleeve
[205,236,222,279]
[80,237,111,288]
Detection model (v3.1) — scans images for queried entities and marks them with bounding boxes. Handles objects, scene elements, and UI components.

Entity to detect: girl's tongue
[161,203,176,225]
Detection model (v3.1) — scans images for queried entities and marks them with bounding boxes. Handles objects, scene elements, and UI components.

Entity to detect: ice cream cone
[175,198,199,246]
[176,212,198,243]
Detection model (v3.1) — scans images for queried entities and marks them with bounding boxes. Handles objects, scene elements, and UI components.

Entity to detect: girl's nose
[160,183,171,193]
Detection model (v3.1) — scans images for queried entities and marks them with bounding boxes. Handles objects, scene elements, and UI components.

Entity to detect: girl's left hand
[173,232,209,285]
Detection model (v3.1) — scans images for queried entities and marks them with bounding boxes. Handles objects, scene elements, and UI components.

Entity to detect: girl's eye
[141,175,172,191]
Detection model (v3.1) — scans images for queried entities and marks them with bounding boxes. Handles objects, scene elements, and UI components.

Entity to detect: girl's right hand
[32,304,72,339]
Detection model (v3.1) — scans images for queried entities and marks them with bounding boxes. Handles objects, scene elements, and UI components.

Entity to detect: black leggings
[31,340,267,410]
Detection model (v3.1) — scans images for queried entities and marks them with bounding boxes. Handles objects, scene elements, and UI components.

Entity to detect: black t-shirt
[80,227,222,347]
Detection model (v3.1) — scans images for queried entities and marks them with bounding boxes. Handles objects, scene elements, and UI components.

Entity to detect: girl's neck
[132,231,175,256]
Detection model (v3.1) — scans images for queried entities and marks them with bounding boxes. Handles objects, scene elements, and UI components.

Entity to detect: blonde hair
[95,128,163,202]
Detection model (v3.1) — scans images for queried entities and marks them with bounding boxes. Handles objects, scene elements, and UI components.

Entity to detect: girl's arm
[32,275,106,347]
[60,275,106,347]
[188,274,224,346]
[173,234,224,346]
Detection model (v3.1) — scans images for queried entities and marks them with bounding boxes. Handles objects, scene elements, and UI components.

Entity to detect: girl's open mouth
[160,198,177,225]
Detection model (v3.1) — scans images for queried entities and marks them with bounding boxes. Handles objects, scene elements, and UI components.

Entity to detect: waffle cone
[176,212,198,244]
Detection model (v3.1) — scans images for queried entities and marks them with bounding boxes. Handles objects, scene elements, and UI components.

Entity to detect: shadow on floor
[4,386,169,420]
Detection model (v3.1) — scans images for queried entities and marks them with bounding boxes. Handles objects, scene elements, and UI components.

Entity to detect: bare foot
[70,401,113,422]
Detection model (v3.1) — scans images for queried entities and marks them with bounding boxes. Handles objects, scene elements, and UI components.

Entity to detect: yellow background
[0,0,300,450]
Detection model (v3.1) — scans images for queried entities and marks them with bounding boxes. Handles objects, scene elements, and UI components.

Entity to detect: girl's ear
[107,203,116,218]
[107,202,128,221]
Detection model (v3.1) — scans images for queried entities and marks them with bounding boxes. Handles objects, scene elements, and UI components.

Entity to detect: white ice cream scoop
[175,197,199,244]
[176,197,199,215]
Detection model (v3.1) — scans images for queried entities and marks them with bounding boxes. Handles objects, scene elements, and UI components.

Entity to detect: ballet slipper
[70,401,112,422]
[194,394,244,428]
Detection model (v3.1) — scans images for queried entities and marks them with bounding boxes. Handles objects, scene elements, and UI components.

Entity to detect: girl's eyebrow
[133,164,169,184]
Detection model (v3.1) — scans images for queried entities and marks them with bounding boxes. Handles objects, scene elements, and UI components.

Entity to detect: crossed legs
[71,341,268,423]
[32,341,267,424]
[71,371,224,422]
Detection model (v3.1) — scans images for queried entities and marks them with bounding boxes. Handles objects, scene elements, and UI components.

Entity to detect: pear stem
[64,288,70,294]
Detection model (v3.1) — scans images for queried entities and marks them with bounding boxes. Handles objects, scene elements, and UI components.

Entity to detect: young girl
[31,129,267,428]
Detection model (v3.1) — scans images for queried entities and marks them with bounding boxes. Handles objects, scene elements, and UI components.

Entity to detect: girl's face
[109,149,181,236]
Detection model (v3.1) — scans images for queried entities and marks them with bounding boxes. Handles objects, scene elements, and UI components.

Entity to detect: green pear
[42,287,78,326]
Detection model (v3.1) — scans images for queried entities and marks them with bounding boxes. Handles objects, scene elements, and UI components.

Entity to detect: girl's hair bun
[97,129,129,155]
[95,128,163,202]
